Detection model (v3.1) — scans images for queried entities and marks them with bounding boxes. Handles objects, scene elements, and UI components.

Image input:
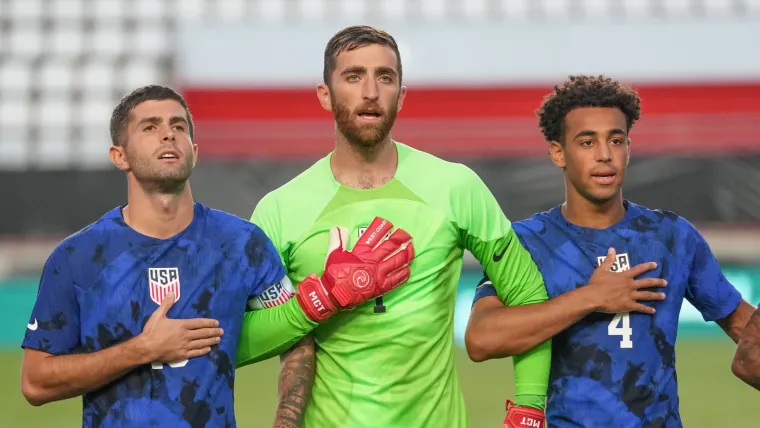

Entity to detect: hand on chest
[82,253,250,329]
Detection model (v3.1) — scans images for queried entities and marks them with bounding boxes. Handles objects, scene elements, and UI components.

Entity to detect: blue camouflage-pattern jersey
[474,201,742,427]
[22,203,286,428]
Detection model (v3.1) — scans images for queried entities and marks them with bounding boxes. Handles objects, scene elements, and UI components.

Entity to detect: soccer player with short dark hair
[19,85,414,427]
[236,25,554,428]
[467,75,755,427]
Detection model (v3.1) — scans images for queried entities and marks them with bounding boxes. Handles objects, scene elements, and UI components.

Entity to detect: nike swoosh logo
[27,319,38,331]
[493,243,509,262]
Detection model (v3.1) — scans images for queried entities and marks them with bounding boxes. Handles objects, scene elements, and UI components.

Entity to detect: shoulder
[261,156,333,208]
[395,142,487,202]
[513,209,555,236]
[628,201,694,237]
[200,204,272,245]
[54,207,128,261]
[402,143,480,186]
[40,207,127,278]
[199,204,280,265]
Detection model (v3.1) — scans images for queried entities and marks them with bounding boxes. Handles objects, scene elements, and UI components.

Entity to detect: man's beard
[127,151,194,195]
[331,92,398,149]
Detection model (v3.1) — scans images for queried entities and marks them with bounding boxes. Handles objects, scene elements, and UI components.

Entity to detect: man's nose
[362,80,379,100]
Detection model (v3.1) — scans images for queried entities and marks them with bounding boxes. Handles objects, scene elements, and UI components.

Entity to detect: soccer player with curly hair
[467,75,755,427]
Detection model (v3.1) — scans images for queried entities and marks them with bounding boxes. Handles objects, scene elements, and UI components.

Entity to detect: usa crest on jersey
[148,267,181,305]
[597,252,631,272]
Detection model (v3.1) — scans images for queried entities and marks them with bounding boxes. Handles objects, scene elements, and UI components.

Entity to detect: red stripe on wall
[181,83,760,158]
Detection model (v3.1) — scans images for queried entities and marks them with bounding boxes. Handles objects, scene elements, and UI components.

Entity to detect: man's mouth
[591,171,617,185]
[157,150,180,161]
[356,110,382,121]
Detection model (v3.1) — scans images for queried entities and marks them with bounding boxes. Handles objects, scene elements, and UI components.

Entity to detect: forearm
[466,288,597,361]
[732,307,760,391]
[22,337,149,405]
[237,298,318,368]
[273,335,316,428]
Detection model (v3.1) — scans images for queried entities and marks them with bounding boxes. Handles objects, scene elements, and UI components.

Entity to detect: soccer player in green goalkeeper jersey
[236,26,552,427]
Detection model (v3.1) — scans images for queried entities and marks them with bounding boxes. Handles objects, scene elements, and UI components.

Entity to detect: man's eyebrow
[340,65,367,75]
[169,116,188,125]
[573,130,597,139]
[135,116,162,127]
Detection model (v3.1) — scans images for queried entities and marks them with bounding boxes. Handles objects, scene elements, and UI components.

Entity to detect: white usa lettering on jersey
[597,251,634,349]
[247,277,296,310]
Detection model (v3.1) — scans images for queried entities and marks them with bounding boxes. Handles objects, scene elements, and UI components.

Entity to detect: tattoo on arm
[273,335,315,428]
[734,308,760,390]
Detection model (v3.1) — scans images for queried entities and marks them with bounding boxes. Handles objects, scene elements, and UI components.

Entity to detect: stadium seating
[0,0,759,170]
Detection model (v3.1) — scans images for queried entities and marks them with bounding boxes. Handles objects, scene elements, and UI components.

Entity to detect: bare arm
[732,306,760,391]
[273,335,316,428]
[466,288,599,361]
[21,338,150,406]
[716,300,754,343]
[466,251,665,362]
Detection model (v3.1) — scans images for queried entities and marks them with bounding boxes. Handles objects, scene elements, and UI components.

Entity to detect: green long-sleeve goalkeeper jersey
[246,141,549,427]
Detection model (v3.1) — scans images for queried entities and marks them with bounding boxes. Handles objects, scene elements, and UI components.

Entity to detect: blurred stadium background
[2,0,760,426]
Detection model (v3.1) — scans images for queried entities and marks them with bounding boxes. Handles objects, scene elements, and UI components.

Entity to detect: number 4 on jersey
[608,313,633,348]
[597,251,634,348]
[151,359,188,370]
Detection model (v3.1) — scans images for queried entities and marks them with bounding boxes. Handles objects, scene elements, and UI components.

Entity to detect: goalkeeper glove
[296,216,414,322]
[502,400,545,428]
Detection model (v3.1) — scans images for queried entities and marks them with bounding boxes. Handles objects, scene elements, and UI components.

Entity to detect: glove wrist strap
[296,274,337,323]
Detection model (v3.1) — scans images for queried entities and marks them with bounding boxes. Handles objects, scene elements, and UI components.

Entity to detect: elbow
[21,377,49,407]
[731,356,750,384]
[464,326,517,362]
[464,326,489,362]
[20,366,54,407]
[731,348,760,387]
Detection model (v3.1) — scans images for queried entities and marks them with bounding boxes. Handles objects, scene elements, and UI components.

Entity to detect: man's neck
[562,190,626,229]
[123,182,195,239]
[330,135,398,189]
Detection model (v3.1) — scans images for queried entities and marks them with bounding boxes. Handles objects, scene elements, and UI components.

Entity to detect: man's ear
[317,83,332,112]
[109,145,129,172]
[396,86,407,112]
[626,138,632,166]
[549,141,565,169]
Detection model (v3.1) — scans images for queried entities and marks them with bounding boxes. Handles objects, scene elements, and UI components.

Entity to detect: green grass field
[0,340,754,427]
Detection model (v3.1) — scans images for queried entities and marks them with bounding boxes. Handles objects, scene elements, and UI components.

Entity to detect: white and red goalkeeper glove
[296,217,415,322]
[502,400,546,428]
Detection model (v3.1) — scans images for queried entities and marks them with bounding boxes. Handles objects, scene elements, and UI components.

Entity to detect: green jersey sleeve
[454,165,551,403]
[236,192,317,368]
[453,166,547,306]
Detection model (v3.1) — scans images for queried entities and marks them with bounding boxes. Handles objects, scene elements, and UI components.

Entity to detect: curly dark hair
[537,75,641,143]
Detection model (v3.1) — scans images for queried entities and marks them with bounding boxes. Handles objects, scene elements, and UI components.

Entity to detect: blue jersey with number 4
[21,203,287,428]
[474,201,741,428]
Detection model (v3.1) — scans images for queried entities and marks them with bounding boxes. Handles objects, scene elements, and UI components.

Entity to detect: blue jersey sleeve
[684,222,742,321]
[21,245,81,355]
[472,273,498,306]
[242,226,294,310]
